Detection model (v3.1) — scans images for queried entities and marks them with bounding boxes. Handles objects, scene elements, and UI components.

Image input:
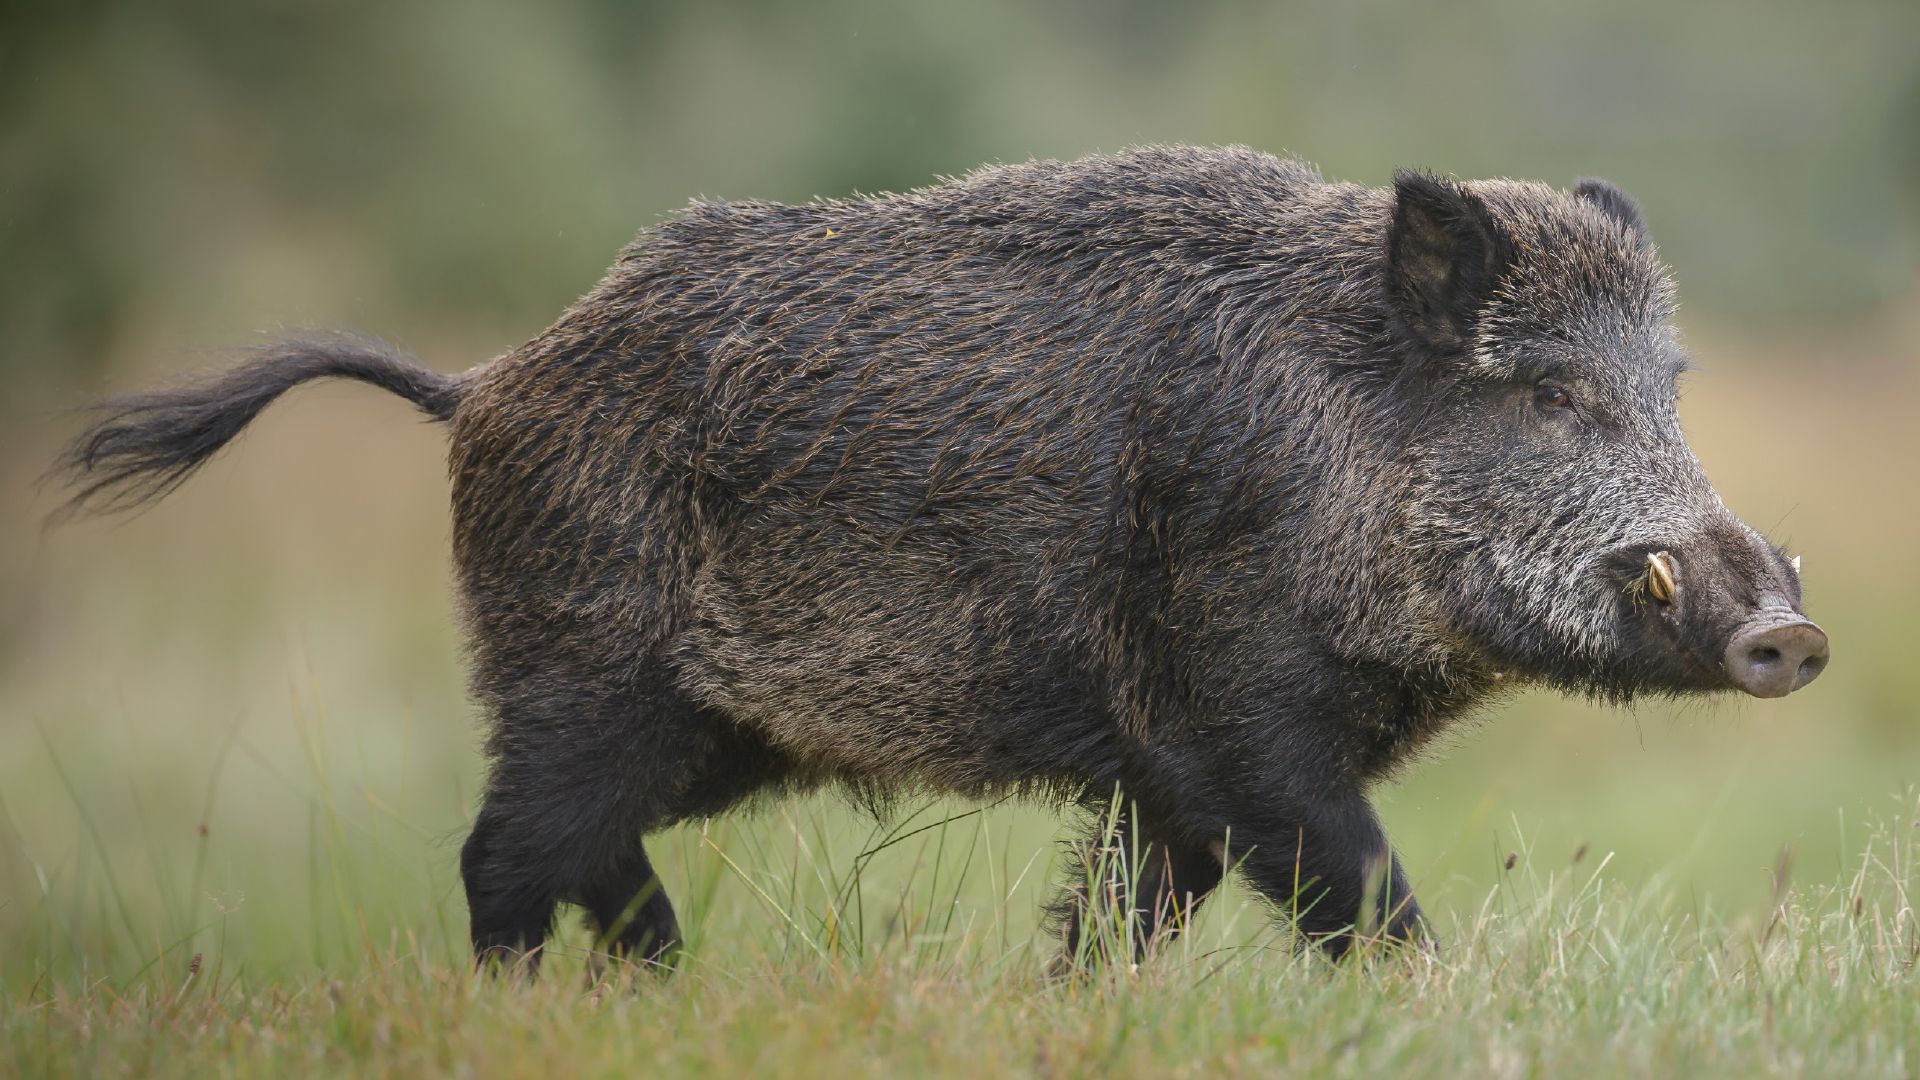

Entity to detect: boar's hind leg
[579,842,679,967]
[1052,797,1224,971]
[580,719,791,968]
[461,797,564,971]
[461,667,785,973]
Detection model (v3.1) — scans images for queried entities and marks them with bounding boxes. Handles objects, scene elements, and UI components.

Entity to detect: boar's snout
[1724,614,1829,698]
[1614,528,1830,699]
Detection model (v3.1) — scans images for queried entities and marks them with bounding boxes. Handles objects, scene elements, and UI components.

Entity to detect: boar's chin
[1470,605,1728,704]
[1556,618,1742,703]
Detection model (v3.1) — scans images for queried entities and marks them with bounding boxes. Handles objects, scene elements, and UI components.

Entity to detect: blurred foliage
[1,0,1917,406]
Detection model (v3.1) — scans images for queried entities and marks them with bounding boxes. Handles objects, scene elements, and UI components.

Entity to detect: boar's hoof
[1724,618,1829,698]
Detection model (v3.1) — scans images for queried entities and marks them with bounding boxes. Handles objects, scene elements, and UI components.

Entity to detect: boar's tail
[50,333,467,519]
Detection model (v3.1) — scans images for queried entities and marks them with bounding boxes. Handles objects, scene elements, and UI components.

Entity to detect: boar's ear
[1573,178,1651,247]
[1387,171,1512,356]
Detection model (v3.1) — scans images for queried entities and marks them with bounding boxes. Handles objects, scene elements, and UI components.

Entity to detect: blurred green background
[3,0,1919,979]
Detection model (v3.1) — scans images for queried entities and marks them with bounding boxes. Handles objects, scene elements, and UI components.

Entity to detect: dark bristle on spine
[49,333,463,519]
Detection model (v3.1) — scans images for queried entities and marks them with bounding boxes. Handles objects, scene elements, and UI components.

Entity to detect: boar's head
[1385,171,1827,701]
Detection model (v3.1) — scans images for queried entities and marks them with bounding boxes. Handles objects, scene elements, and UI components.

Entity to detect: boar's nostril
[1723,619,1830,699]
[1798,654,1827,685]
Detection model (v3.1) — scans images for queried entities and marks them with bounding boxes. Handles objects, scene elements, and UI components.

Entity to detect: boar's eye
[1533,382,1572,411]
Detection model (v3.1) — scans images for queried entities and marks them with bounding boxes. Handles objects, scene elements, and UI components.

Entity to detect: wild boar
[57,145,1829,968]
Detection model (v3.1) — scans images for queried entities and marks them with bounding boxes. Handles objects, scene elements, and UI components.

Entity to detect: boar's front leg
[1229,782,1426,958]
[1050,795,1225,971]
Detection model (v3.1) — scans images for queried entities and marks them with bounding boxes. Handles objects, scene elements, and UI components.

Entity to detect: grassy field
[3,305,1919,1076]
[5,786,1920,1078]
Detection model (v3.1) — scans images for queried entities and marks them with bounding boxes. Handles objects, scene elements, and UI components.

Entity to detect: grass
[4,739,1920,1078]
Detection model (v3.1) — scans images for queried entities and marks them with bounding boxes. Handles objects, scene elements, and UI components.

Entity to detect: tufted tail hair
[49,332,466,520]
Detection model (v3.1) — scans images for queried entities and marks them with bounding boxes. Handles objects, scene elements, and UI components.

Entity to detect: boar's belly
[669,561,1105,789]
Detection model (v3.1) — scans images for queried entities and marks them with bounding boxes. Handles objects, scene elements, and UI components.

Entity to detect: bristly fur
[49,332,462,520]
[53,145,1817,969]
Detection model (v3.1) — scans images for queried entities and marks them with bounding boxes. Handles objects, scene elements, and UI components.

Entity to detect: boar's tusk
[1646,551,1676,604]
[1791,555,1802,573]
